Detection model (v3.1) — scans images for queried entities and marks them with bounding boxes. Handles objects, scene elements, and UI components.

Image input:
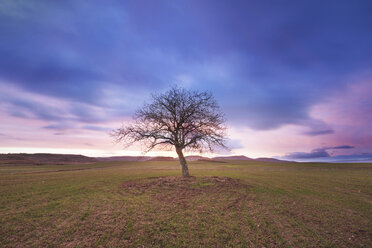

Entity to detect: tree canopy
[112,86,227,176]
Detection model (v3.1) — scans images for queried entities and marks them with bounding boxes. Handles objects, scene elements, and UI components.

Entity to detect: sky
[0,0,371,161]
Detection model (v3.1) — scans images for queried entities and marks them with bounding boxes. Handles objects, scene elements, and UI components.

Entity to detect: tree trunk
[175,147,190,177]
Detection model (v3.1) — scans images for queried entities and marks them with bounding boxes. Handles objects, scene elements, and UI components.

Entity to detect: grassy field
[0,160,371,247]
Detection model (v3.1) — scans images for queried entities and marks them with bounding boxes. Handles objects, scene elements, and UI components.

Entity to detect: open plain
[1,160,371,247]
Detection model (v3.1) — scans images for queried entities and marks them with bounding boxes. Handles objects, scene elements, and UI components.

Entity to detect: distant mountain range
[213,155,252,160]
[4,153,370,164]
[0,153,97,165]
[96,155,258,162]
[0,153,291,164]
[96,156,150,162]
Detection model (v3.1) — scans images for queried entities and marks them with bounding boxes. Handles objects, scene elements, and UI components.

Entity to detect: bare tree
[112,86,227,177]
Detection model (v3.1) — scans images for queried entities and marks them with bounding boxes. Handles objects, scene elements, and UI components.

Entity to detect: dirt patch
[119,176,253,221]
[120,176,249,197]
[117,176,254,246]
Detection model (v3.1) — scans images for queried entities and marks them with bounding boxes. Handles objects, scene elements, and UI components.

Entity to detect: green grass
[0,160,371,247]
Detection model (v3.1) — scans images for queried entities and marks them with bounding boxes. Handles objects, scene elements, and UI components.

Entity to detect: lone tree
[112,86,227,177]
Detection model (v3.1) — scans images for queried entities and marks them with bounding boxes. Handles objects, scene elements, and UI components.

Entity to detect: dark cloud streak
[303,129,334,136]
[283,145,355,159]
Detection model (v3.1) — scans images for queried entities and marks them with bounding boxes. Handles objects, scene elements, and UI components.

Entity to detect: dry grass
[0,160,371,247]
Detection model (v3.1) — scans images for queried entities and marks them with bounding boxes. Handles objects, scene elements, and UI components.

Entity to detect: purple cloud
[43,123,75,131]
[1,1,372,132]
[283,145,355,159]
[82,125,111,132]
[303,129,335,136]
[284,148,331,159]
[330,145,355,149]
